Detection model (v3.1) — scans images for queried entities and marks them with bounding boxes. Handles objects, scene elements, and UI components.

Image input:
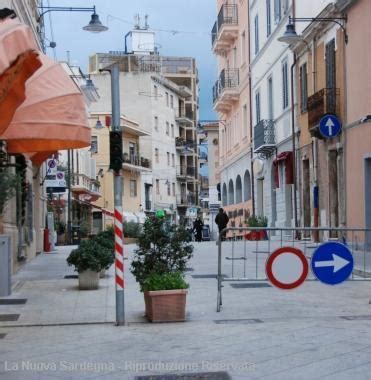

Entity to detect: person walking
[193,217,204,242]
[215,208,229,240]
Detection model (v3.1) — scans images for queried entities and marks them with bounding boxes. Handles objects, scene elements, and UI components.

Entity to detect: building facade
[212,0,253,236]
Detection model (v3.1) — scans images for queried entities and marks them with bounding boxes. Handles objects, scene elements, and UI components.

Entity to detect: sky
[42,0,218,120]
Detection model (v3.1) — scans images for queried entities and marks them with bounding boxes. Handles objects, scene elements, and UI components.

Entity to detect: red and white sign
[266,247,308,290]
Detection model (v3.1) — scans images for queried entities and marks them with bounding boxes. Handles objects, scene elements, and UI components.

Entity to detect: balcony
[71,174,101,202]
[122,152,151,172]
[175,109,194,126]
[176,193,196,207]
[254,120,276,157]
[307,88,340,139]
[212,4,239,55]
[176,165,196,179]
[213,69,239,112]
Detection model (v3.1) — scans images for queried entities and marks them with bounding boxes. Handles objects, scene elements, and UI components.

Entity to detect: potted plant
[131,216,193,322]
[123,221,141,244]
[245,215,268,241]
[93,227,114,278]
[66,239,109,290]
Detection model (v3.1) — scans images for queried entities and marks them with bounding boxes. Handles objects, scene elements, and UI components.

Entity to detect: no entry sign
[266,247,308,290]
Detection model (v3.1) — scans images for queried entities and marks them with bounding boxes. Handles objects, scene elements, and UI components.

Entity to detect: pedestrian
[193,217,204,242]
[215,208,229,240]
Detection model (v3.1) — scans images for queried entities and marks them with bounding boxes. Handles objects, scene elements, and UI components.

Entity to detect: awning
[272,151,293,188]
[0,16,42,133]
[1,53,90,153]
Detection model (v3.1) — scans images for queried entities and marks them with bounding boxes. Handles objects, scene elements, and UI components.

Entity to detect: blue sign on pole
[319,114,342,138]
[311,242,353,285]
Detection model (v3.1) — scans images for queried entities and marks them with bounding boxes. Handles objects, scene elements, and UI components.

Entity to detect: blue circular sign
[311,242,353,285]
[319,114,342,138]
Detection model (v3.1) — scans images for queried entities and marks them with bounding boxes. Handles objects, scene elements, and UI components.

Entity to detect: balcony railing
[176,166,196,178]
[175,109,194,125]
[307,88,340,138]
[175,137,196,149]
[213,68,239,107]
[122,153,151,169]
[176,193,196,206]
[254,120,276,156]
[211,4,238,52]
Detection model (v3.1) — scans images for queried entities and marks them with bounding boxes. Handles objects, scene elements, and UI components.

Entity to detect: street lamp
[278,14,347,238]
[38,6,108,33]
[278,16,348,44]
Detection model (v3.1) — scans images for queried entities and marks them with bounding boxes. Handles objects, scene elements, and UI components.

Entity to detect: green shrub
[123,221,141,238]
[0,170,19,215]
[246,215,268,227]
[130,216,193,290]
[142,272,189,292]
[66,240,103,273]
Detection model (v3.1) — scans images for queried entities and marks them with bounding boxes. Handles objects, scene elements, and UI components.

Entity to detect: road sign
[319,114,342,138]
[311,242,353,285]
[266,247,308,290]
[46,159,57,175]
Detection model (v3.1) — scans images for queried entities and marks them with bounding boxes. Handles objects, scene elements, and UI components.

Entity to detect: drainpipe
[312,38,320,242]
[247,0,255,217]
[124,31,131,54]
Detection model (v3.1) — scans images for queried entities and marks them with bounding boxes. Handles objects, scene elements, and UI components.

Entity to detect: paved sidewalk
[1,242,371,379]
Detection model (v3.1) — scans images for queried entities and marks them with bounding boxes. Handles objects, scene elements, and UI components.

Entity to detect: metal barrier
[217,227,371,312]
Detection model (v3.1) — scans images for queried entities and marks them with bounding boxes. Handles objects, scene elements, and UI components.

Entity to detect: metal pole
[67,149,72,244]
[291,53,299,238]
[111,64,125,325]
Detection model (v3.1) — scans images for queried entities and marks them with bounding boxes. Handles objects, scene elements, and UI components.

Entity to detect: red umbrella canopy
[1,53,91,153]
[0,15,42,133]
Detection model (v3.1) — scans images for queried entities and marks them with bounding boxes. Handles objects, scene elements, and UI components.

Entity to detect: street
[1,242,371,379]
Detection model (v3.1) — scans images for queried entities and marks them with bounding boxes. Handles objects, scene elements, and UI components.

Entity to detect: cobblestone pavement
[1,242,371,379]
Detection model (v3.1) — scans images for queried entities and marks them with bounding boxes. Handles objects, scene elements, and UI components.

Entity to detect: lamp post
[278,14,348,239]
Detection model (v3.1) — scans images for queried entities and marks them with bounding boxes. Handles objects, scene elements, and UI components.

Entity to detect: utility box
[0,235,11,296]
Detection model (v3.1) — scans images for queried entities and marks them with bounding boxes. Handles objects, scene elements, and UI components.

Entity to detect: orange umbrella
[0,16,42,133]
[1,53,91,153]
[27,151,58,166]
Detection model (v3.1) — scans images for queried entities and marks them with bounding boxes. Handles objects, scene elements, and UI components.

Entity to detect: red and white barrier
[114,206,124,290]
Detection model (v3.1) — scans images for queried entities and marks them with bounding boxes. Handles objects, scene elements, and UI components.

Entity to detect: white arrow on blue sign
[311,242,353,285]
[319,114,342,138]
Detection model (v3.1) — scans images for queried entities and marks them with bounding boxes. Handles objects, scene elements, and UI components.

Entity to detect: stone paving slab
[1,242,371,378]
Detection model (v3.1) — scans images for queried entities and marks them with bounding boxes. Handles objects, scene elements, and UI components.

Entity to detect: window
[274,0,281,23]
[266,0,271,36]
[172,153,175,167]
[91,136,98,154]
[155,148,159,163]
[171,123,174,137]
[241,31,246,65]
[156,179,160,194]
[172,183,175,196]
[243,105,248,137]
[167,182,171,196]
[165,92,169,106]
[326,39,336,113]
[282,60,289,109]
[167,152,170,166]
[154,85,158,99]
[170,95,174,108]
[154,116,158,131]
[255,90,261,124]
[166,121,170,135]
[300,63,308,113]
[254,14,259,55]
[130,180,137,197]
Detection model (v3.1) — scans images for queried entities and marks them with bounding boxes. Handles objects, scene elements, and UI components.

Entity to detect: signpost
[311,242,353,285]
[266,247,308,290]
[319,114,342,138]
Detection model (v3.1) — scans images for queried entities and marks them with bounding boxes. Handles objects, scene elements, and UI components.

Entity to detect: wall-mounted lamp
[278,16,348,45]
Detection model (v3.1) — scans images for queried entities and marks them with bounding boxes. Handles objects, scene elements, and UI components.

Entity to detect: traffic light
[109,131,123,172]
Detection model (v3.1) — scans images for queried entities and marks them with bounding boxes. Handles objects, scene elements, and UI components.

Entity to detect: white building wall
[250,0,333,228]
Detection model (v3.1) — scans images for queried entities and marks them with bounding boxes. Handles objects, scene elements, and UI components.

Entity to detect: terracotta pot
[144,289,187,322]
[78,269,99,290]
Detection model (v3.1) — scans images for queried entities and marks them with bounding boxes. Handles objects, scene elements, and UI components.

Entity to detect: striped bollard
[114,206,125,323]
